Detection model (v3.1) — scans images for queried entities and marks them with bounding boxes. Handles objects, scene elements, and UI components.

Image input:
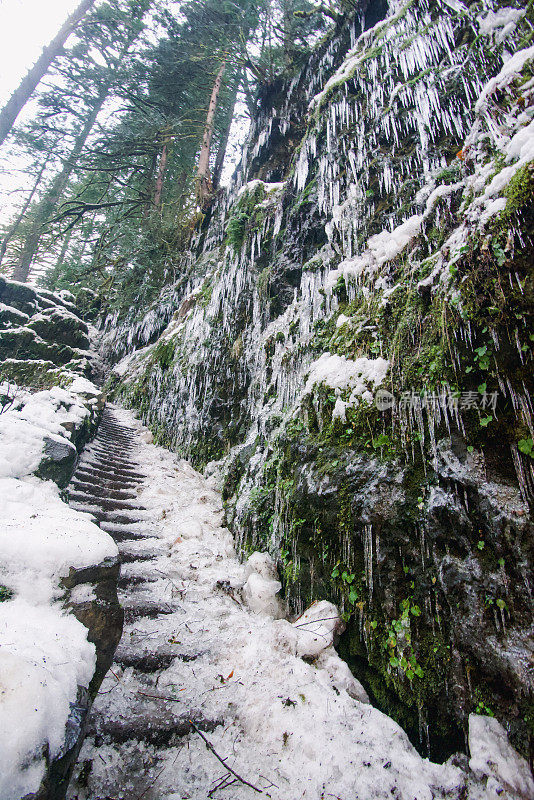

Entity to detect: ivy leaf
[348,588,359,605]
[406,669,415,680]
[518,438,533,457]
[480,415,493,427]
[389,656,399,668]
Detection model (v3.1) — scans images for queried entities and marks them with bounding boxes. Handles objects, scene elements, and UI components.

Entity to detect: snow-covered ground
[0,381,117,800]
[71,407,534,800]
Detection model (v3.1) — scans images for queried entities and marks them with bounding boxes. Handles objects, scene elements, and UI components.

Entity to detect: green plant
[518,437,533,457]
[0,585,13,602]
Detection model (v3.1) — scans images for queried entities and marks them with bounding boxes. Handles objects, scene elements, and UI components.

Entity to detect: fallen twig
[189,719,267,796]
[136,690,185,701]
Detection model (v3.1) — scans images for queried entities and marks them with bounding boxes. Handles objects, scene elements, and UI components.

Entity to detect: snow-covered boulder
[315,646,370,702]
[468,714,534,797]
[242,552,285,618]
[274,600,346,659]
[292,600,345,658]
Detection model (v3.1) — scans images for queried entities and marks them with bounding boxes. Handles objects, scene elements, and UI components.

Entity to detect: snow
[304,352,390,403]
[242,552,285,618]
[367,214,423,267]
[0,302,29,322]
[477,8,525,42]
[290,600,345,658]
[0,609,95,800]
[475,45,534,112]
[0,381,117,799]
[0,477,117,800]
[309,44,364,110]
[70,406,529,800]
[237,179,285,199]
[468,714,534,797]
[0,382,100,479]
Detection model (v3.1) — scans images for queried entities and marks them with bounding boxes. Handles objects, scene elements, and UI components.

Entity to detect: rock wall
[107,0,533,761]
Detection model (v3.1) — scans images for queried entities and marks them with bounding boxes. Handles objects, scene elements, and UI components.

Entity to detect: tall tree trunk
[154,143,168,208]
[0,0,97,147]
[0,153,50,267]
[11,87,107,283]
[196,61,225,208]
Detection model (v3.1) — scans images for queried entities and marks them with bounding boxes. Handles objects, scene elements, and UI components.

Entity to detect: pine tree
[0,0,97,147]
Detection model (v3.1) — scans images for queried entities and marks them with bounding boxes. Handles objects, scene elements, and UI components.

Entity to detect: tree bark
[0,154,50,267]
[196,61,225,208]
[11,87,107,283]
[154,143,168,208]
[0,0,97,147]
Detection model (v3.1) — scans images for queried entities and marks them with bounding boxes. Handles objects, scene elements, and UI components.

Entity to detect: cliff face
[107,0,534,760]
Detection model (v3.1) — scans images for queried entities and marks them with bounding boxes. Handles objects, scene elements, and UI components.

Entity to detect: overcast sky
[0,0,80,106]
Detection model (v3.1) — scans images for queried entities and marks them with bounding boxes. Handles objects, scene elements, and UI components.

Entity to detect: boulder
[0,327,76,366]
[468,714,534,798]
[36,435,78,488]
[27,308,89,350]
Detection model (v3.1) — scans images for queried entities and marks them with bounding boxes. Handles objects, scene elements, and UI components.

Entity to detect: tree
[197,61,226,207]
[0,154,51,268]
[8,0,153,282]
[0,0,97,147]
[11,88,108,282]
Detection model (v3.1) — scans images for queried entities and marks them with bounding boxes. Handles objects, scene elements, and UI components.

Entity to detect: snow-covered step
[122,599,180,622]
[70,479,138,500]
[75,463,146,482]
[68,491,145,512]
[118,547,163,563]
[86,705,221,746]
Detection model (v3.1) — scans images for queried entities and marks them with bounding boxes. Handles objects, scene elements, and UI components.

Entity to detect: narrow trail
[65,406,504,800]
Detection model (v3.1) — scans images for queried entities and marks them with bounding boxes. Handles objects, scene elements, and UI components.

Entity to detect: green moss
[226,182,266,251]
[151,337,177,371]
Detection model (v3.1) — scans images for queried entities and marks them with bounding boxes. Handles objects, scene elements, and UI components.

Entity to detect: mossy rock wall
[110,0,534,762]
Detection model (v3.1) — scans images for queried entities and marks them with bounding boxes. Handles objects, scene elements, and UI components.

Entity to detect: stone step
[73,472,142,491]
[70,479,138,500]
[97,429,135,442]
[118,549,161,563]
[75,464,145,482]
[114,645,203,672]
[87,711,221,746]
[83,452,140,469]
[70,506,144,526]
[122,600,178,622]
[105,527,149,543]
[117,573,159,589]
[78,456,143,472]
[68,492,145,513]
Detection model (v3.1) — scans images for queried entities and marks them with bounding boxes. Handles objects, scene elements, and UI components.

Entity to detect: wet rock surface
[104,0,533,768]
[0,277,93,387]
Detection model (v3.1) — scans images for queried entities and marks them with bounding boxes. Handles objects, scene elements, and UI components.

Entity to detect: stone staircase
[66,407,219,797]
